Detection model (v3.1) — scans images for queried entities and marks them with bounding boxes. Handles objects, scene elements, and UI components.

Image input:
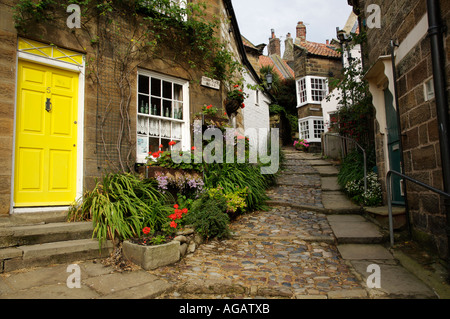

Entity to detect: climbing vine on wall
[13,0,242,172]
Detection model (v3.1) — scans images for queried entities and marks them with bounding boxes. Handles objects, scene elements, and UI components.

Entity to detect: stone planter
[122,240,180,270]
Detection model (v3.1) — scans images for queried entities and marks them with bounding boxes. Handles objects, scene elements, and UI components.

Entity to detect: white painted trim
[11,51,85,213]
[13,206,70,214]
[395,14,428,65]
[136,69,191,163]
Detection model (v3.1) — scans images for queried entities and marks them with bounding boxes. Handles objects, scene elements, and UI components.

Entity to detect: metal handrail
[386,170,450,246]
[326,133,367,193]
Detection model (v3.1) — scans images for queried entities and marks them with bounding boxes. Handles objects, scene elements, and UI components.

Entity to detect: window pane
[149,119,159,136]
[138,75,149,94]
[161,120,171,138]
[174,101,183,120]
[137,116,148,135]
[149,137,160,154]
[174,84,183,101]
[151,97,161,116]
[172,122,182,139]
[163,81,172,99]
[151,78,161,97]
[163,100,172,118]
[138,95,149,115]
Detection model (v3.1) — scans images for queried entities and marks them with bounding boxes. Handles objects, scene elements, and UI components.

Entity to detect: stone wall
[354,0,450,258]
[0,0,236,215]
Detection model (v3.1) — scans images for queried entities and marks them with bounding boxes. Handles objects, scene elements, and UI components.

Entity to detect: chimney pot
[296,21,306,42]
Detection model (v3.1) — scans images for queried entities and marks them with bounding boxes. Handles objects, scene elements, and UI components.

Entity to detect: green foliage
[344,172,382,207]
[68,172,173,246]
[327,55,373,147]
[203,162,272,212]
[184,191,230,240]
[337,150,366,188]
[337,149,380,206]
[13,0,240,86]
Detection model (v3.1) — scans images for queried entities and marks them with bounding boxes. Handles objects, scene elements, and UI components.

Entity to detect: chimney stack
[296,21,307,42]
[283,33,294,62]
[268,29,281,56]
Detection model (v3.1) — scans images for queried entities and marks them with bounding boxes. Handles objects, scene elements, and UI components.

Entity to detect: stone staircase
[0,211,112,273]
[281,149,437,298]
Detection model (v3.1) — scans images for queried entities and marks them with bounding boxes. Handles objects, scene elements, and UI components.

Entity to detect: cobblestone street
[151,150,366,299]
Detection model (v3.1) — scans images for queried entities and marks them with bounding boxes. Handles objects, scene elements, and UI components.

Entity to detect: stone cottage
[0,0,272,218]
[293,21,342,147]
[348,0,450,261]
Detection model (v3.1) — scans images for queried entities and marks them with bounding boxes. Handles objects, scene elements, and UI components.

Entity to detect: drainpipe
[390,40,411,238]
[427,0,450,282]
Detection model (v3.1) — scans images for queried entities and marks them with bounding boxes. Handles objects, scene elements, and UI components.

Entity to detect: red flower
[237,136,245,140]
[191,146,196,150]
[170,221,178,228]
[234,84,239,88]
[174,204,179,209]
[152,152,160,158]
[169,141,177,146]
[142,227,151,235]
[241,103,245,109]
[206,104,213,109]
[182,208,188,214]
[159,144,163,149]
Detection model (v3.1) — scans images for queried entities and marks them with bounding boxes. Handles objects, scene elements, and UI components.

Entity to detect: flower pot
[122,240,180,270]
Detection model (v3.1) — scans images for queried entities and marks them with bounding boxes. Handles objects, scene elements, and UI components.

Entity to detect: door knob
[45,98,52,112]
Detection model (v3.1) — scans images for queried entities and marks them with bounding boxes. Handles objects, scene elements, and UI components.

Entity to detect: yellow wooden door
[14,60,78,207]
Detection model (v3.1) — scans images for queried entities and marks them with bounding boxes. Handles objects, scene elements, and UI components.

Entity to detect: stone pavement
[0,149,447,299]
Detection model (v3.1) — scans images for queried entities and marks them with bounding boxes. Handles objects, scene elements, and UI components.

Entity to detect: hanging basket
[224,98,242,116]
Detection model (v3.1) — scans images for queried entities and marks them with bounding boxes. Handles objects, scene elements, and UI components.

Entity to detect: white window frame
[136,70,190,163]
[298,116,324,143]
[296,76,329,107]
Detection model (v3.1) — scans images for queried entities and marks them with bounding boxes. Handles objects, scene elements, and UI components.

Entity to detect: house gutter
[426,0,450,280]
[222,0,276,102]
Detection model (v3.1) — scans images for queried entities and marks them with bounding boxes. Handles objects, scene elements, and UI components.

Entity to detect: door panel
[15,60,78,207]
[384,88,405,205]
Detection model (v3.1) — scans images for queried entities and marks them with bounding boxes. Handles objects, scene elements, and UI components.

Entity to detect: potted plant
[122,204,190,270]
[293,139,310,152]
[224,84,248,116]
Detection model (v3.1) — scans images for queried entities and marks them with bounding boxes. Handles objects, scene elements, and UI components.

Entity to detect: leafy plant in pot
[224,84,248,116]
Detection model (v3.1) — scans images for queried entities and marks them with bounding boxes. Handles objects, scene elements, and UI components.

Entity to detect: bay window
[296,76,329,107]
[298,116,325,143]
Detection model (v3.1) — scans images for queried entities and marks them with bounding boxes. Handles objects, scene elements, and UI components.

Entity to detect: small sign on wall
[201,76,220,90]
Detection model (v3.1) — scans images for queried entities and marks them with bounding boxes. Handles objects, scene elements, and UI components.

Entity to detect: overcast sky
[232,0,353,54]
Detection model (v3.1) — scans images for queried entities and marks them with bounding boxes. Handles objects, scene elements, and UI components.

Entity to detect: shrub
[68,173,173,246]
[344,172,382,206]
[184,190,230,240]
[203,162,270,212]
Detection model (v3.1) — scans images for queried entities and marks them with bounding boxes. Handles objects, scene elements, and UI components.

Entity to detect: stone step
[364,206,407,230]
[1,239,113,273]
[322,191,361,213]
[0,222,93,248]
[327,215,386,244]
[314,165,339,176]
[337,244,394,260]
